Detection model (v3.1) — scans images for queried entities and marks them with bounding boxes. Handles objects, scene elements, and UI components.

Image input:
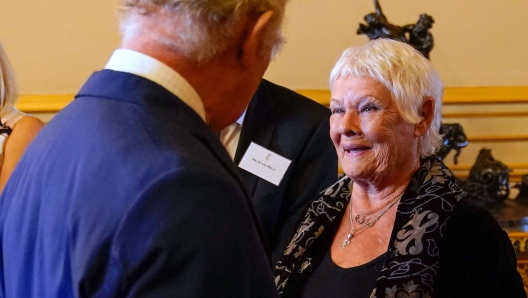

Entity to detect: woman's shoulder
[1,107,43,130]
[437,199,526,297]
[449,199,505,233]
[440,199,516,271]
[443,199,510,249]
[11,114,44,133]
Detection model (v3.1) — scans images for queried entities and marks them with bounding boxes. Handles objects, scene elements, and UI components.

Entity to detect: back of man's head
[119,0,287,63]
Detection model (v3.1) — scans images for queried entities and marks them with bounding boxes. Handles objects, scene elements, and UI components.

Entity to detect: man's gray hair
[120,0,287,63]
[329,39,444,158]
[0,43,19,111]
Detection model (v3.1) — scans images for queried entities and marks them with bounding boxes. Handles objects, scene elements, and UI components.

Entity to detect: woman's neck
[351,159,420,204]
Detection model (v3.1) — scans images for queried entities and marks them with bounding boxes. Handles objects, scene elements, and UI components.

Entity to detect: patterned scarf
[275,157,465,297]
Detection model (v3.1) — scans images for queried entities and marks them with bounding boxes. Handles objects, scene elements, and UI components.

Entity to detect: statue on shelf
[357,0,435,59]
[402,14,435,59]
[484,172,528,231]
[514,174,528,204]
[453,152,528,232]
[461,148,510,202]
[357,0,406,42]
[457,148,523,228]
[434,123,469,165]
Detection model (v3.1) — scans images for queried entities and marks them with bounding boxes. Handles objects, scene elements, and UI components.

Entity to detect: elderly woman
[0,43,44,192]
[275,39,525,298]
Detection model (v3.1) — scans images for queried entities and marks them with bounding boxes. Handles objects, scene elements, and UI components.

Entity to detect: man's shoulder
[260,79,330,118]
[24,92,222,187]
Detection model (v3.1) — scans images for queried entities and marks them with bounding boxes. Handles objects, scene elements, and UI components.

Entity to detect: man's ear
[415,96,435,137]
[240,10,274,69]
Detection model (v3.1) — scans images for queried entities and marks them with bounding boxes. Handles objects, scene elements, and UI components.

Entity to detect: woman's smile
[342,144,371,156]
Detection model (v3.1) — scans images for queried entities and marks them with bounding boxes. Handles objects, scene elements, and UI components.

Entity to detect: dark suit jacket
[235,80,338,263]
[0,70,277,297]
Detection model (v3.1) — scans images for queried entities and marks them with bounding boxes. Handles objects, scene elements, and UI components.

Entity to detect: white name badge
[238,142,292,186]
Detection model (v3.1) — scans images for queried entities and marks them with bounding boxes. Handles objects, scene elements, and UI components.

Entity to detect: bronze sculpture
[402,14,435,59]
[462,148,511,202]
[514,174,528,203]
[457,148,519,228]
[357,0,435,59]
[435,123,469,165]
[356,0,406,42]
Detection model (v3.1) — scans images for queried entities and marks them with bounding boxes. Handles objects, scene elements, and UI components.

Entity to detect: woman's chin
[342,166,376,182]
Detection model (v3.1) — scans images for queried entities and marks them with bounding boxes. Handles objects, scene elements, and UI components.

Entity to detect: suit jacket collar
[76,70,242,190]
[104,49,205,121]
[234,80,277,195]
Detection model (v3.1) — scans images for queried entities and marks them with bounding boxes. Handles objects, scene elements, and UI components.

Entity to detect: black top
[275,159,526,298]
[302,249,386,298]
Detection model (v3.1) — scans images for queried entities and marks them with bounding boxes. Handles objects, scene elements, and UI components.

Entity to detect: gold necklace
[353,194,403,224]
[341,192,404,250]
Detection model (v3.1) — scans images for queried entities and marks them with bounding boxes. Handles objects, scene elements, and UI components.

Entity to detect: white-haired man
[0,0,287,296]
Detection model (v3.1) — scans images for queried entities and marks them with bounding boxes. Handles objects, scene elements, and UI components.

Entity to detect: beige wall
[0,0,527,94]
[0,0,121,94]
[265,0,528,89]
[1,0,527,188]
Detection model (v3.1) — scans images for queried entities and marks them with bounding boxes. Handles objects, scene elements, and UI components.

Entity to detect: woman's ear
[415,96,435,137]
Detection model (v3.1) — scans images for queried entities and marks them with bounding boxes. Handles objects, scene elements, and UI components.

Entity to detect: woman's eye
[361,105,377,112]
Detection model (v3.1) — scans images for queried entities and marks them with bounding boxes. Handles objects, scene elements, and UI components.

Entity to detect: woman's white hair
[0,43,19,112]
[119,0,287,63]
[329,39,444,158]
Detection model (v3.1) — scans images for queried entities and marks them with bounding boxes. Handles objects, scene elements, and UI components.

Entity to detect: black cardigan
[276,159,526,298]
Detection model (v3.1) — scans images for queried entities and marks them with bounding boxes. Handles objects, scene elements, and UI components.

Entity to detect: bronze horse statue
[357,0,435,59]
[357,0,406,42]
[434,123,468,165]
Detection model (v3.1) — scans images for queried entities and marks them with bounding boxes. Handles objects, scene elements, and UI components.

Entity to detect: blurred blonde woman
[0,43,44,192]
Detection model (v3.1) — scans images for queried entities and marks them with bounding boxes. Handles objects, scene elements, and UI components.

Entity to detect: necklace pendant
[341,233,353,250]
[355,214,366,224]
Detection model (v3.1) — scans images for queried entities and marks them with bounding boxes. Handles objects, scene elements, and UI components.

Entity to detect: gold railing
[15,86,528,113]
[16,94,74,113]
[296,86,528,107]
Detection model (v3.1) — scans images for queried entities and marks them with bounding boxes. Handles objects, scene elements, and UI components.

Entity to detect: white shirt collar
[235,108,246,127]
[104,49,206,122]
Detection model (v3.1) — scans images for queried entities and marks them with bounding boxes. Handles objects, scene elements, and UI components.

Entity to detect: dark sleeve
[271,116,338,263]
[100,167,278,298]
[436,200,526,298]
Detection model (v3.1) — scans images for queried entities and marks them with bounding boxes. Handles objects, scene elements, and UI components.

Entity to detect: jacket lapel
[234,80,277,196]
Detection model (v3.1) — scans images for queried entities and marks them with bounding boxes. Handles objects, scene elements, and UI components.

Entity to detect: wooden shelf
[468,135,528,142]
[16,94,74,113]
[443,111,528,118]
[15,87,528,113]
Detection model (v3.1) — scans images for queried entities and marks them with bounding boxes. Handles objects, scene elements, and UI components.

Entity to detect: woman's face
[329,75,419,184]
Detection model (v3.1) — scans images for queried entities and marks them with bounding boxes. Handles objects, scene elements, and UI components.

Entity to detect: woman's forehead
[331,75,390,101]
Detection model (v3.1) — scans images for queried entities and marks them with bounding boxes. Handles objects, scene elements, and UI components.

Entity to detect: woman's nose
[339,111,361,136]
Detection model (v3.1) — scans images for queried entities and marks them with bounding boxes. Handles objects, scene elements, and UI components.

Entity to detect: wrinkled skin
[329,75,423,191]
